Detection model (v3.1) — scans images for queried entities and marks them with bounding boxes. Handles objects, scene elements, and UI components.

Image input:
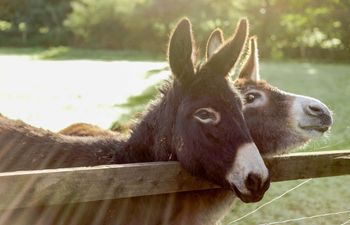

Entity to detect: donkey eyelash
[245,92,261,103]
[242,90,267,108]
[245,92,262,98]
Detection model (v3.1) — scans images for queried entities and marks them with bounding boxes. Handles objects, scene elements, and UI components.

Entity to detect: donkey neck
[0,88,179,171]
[0,116,122,171]
[121,89,180,163]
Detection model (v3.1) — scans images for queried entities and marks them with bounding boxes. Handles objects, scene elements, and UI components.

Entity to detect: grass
[0,46,163,61]
[223,176,350,225]
[1,47,349,224]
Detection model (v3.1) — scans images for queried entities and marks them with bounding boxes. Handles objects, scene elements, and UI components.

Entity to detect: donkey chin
[291,94,333,139]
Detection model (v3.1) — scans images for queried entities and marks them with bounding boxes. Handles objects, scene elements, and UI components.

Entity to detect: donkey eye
[193,108,220,125]
[196,110,211,119]
[245,93,261,104]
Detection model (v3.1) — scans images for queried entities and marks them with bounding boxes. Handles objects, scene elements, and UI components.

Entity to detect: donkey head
[166,18,269,202]
[207,30,333,155]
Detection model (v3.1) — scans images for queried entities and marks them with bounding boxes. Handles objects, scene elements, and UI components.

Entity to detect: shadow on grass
[0,46,163,61]
[145,66,169,78]
[109,85,159,131]
[109,64,168,130]
[113,64,169,121]
[116,86,158,109]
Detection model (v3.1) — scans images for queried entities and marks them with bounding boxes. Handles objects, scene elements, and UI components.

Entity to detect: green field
[1,47,349,224]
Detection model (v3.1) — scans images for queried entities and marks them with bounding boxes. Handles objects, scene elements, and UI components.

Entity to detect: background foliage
[1,0,349,60]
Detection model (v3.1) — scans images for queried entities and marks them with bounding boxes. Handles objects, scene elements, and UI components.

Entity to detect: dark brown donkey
[50,29,333,225]
[0,18,270,224]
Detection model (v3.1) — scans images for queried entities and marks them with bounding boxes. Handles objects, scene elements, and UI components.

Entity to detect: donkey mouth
[299,124,330,133]
[232,186,265,203]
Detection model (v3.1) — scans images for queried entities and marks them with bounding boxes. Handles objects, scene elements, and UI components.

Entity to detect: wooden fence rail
[0,150,349,210]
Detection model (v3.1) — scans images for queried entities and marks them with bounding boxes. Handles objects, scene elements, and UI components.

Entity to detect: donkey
[0,18,269,206]
[206,29,333,156]
[59,122,116,137]
[18,29,333,225]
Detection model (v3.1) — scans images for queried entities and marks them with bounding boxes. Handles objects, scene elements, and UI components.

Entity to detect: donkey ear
[206,28,224,60]
[239,36,260,81]
[168,18,196,84]
[200,18,248,78]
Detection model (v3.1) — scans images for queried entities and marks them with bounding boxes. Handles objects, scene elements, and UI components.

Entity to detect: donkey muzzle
[226,142,270,203]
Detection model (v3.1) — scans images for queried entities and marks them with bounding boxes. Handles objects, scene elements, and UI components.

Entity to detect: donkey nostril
[307,104,324,116]
[309,105,321,112]
[245,173,262,193]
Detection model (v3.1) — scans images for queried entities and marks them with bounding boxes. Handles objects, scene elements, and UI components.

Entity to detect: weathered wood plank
[0,162,218,210]
[265,150,350,182]
[0,150,349,210]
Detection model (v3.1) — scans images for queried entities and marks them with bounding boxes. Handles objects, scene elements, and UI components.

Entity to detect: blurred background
[0,0,350,224]
[1,0,350,60]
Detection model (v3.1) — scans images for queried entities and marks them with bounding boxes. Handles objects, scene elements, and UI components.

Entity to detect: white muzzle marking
[291,94,332,138]
[226,142,269,195]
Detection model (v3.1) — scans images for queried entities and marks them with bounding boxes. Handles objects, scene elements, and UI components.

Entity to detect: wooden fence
[0,150,349,210]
